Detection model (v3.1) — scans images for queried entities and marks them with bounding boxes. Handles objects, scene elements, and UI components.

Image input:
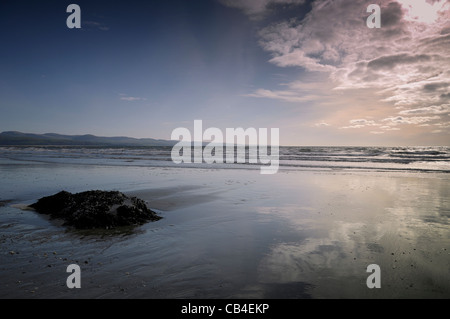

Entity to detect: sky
[0,0,449,146]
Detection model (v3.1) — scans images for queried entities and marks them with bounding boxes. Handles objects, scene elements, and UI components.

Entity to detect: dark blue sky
[1,1,296,137]
[1,0,449,145]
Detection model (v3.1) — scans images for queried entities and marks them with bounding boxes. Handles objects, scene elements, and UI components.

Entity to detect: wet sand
[0,165,449,298]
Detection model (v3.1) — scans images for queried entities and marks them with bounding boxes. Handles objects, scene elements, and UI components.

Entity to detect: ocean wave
[1,146,449,173]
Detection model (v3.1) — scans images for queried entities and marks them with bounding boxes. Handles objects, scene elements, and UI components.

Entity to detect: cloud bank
[224,0,450,141]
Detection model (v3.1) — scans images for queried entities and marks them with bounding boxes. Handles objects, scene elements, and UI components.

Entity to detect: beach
[2,0,450,303]
[1,151,449,299]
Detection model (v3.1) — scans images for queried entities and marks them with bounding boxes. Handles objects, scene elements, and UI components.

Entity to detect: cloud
[434,121,450,128]
[83,21,110,31]
[382,116,441,125]
[219,0,306,19]
[119,95,147,101]
[382,1,405,27]
[245,80,333,103]
[349,119,377,126]
[340,114,444,129]
[314,122,330,127]
[367,54,433,70]
[398,104,450,115]
[422,82,449,92]
[441,93,450,100]
[380,126,401,131]
[245,88,322,103]
[243,0,450,137]
[341,119,379,129]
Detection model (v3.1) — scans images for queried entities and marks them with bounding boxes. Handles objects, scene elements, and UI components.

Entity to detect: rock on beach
[29,190,161,229]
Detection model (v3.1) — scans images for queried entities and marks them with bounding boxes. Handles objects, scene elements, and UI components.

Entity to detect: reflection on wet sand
[255,172,450,298]
[0,165,448,298]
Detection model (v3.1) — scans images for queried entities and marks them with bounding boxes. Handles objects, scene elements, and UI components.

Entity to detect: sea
[0,145,449,173]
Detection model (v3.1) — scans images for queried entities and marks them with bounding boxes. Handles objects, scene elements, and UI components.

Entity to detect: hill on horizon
[0,131,177,147]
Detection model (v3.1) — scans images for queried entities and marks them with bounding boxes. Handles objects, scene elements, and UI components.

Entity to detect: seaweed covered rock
[29,190,161,229]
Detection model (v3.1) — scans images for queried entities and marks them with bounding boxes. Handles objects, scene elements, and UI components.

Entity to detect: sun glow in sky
[0,0,449,146]
[398,0,449,23]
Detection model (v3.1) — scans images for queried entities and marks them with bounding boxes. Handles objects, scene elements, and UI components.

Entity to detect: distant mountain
[0,131,177,147]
